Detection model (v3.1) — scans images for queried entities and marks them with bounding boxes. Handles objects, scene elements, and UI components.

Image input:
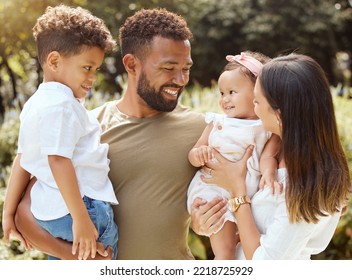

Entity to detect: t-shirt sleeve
[251,198,339,259]
[39,105,84,159]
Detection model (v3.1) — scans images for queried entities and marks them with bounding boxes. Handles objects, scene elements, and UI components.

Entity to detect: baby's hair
[119,8,192,60]
[33,4,116,66]
[223,51,271,83]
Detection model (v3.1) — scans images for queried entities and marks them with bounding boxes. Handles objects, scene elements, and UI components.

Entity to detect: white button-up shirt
[18,82,118,221]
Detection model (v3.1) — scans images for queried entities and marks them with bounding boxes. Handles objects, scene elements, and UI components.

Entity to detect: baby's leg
[210,221,239,260]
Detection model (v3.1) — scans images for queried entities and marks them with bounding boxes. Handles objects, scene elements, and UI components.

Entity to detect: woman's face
[253,79,281,137]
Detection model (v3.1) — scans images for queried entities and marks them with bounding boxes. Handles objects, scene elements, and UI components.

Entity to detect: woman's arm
[15,179,112,260]
[201,146,261,259]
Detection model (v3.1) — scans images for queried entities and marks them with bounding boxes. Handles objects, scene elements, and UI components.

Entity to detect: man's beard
[137,70,182,112]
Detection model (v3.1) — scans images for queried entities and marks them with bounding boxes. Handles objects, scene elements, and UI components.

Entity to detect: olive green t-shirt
[94,101,205,259]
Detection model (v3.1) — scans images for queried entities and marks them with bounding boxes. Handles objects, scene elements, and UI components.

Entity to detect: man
[15,8,206,260]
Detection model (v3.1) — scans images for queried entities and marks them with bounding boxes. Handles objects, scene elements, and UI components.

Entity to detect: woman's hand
[201,145,254,196]
[190,197,227,236]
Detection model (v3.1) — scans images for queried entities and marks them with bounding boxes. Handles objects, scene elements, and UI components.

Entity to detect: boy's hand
[192,145,214,166]
[72,215,98,260]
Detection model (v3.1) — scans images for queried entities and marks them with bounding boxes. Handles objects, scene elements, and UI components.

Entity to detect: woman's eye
[84,66,92,71]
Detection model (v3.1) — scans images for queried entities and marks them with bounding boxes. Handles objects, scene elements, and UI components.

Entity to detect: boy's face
[54,47,105,99]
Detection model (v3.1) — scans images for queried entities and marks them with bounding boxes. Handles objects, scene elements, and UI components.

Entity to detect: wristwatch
[228,195,251,213]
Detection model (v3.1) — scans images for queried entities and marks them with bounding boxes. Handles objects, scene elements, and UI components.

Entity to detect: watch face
[228,196,251,212]
[228,199,239,212]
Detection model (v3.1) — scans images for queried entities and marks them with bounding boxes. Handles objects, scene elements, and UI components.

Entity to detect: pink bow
[226,52,263,76]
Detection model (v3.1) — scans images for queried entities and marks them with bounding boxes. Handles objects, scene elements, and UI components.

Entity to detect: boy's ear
[123,54,139,75]
[46,51,61,71]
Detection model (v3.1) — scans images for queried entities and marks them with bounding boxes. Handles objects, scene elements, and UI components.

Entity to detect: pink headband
[226,52,263,77]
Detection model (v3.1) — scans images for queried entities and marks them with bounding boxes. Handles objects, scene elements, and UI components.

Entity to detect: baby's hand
[259,169,283,195]
[193,145,214,166]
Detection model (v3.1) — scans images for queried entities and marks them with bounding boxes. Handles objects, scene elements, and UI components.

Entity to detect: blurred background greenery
[0,0,351,260]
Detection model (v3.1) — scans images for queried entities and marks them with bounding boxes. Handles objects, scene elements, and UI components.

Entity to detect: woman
[191,53,351,259]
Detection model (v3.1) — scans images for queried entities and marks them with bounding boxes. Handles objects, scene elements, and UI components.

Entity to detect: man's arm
[15,179,112,260]
[2,154,31,247]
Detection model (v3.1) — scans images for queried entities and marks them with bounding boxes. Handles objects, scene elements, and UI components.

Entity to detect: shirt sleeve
[38,104,84,159]
[204,112,214,124]
[252,196,340,259]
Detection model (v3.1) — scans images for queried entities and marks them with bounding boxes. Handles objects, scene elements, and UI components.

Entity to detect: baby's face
[218,68,257,120]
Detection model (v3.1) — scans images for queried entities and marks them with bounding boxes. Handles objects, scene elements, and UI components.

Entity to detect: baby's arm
[259,134,282,193]
[188,123,214,167]
[2,154,31,247]
[48,155,98,260]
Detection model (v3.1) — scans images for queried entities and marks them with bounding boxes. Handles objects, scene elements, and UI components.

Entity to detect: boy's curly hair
[119,8,192,60]
[33,4,116,66]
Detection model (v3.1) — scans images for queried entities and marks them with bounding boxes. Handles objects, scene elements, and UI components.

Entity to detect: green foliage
[1,0,352,114]
[181,81,221,114]
[0,112,20,189]
[1,0,352,259]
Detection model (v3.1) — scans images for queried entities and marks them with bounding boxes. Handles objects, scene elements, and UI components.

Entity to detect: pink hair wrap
[226,52,263,77]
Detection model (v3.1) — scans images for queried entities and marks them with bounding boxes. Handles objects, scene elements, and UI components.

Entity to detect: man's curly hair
[119,8,192,60]
[33,4,116,66]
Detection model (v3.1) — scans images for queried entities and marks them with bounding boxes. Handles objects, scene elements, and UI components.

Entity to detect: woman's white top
[18,82,118,221]
[235,168,341,259]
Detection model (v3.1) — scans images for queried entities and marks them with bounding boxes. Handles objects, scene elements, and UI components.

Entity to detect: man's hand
[2,213,32,249]
[190,197,227,236]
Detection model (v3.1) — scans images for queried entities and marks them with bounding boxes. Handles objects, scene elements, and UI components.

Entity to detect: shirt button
[217,124,222,130]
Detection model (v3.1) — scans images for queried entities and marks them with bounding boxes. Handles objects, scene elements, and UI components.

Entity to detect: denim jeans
[35,196,118,260]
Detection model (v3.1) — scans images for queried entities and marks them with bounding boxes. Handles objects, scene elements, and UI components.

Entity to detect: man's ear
[123,54,139,75]
[46,51,61,71]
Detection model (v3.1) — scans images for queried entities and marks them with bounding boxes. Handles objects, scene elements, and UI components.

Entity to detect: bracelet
[228,195,251,213]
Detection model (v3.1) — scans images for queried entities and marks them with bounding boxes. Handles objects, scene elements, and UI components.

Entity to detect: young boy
[2,4,118,260]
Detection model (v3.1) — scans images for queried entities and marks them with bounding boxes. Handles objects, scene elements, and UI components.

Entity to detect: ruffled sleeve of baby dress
[204,112,223,126]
